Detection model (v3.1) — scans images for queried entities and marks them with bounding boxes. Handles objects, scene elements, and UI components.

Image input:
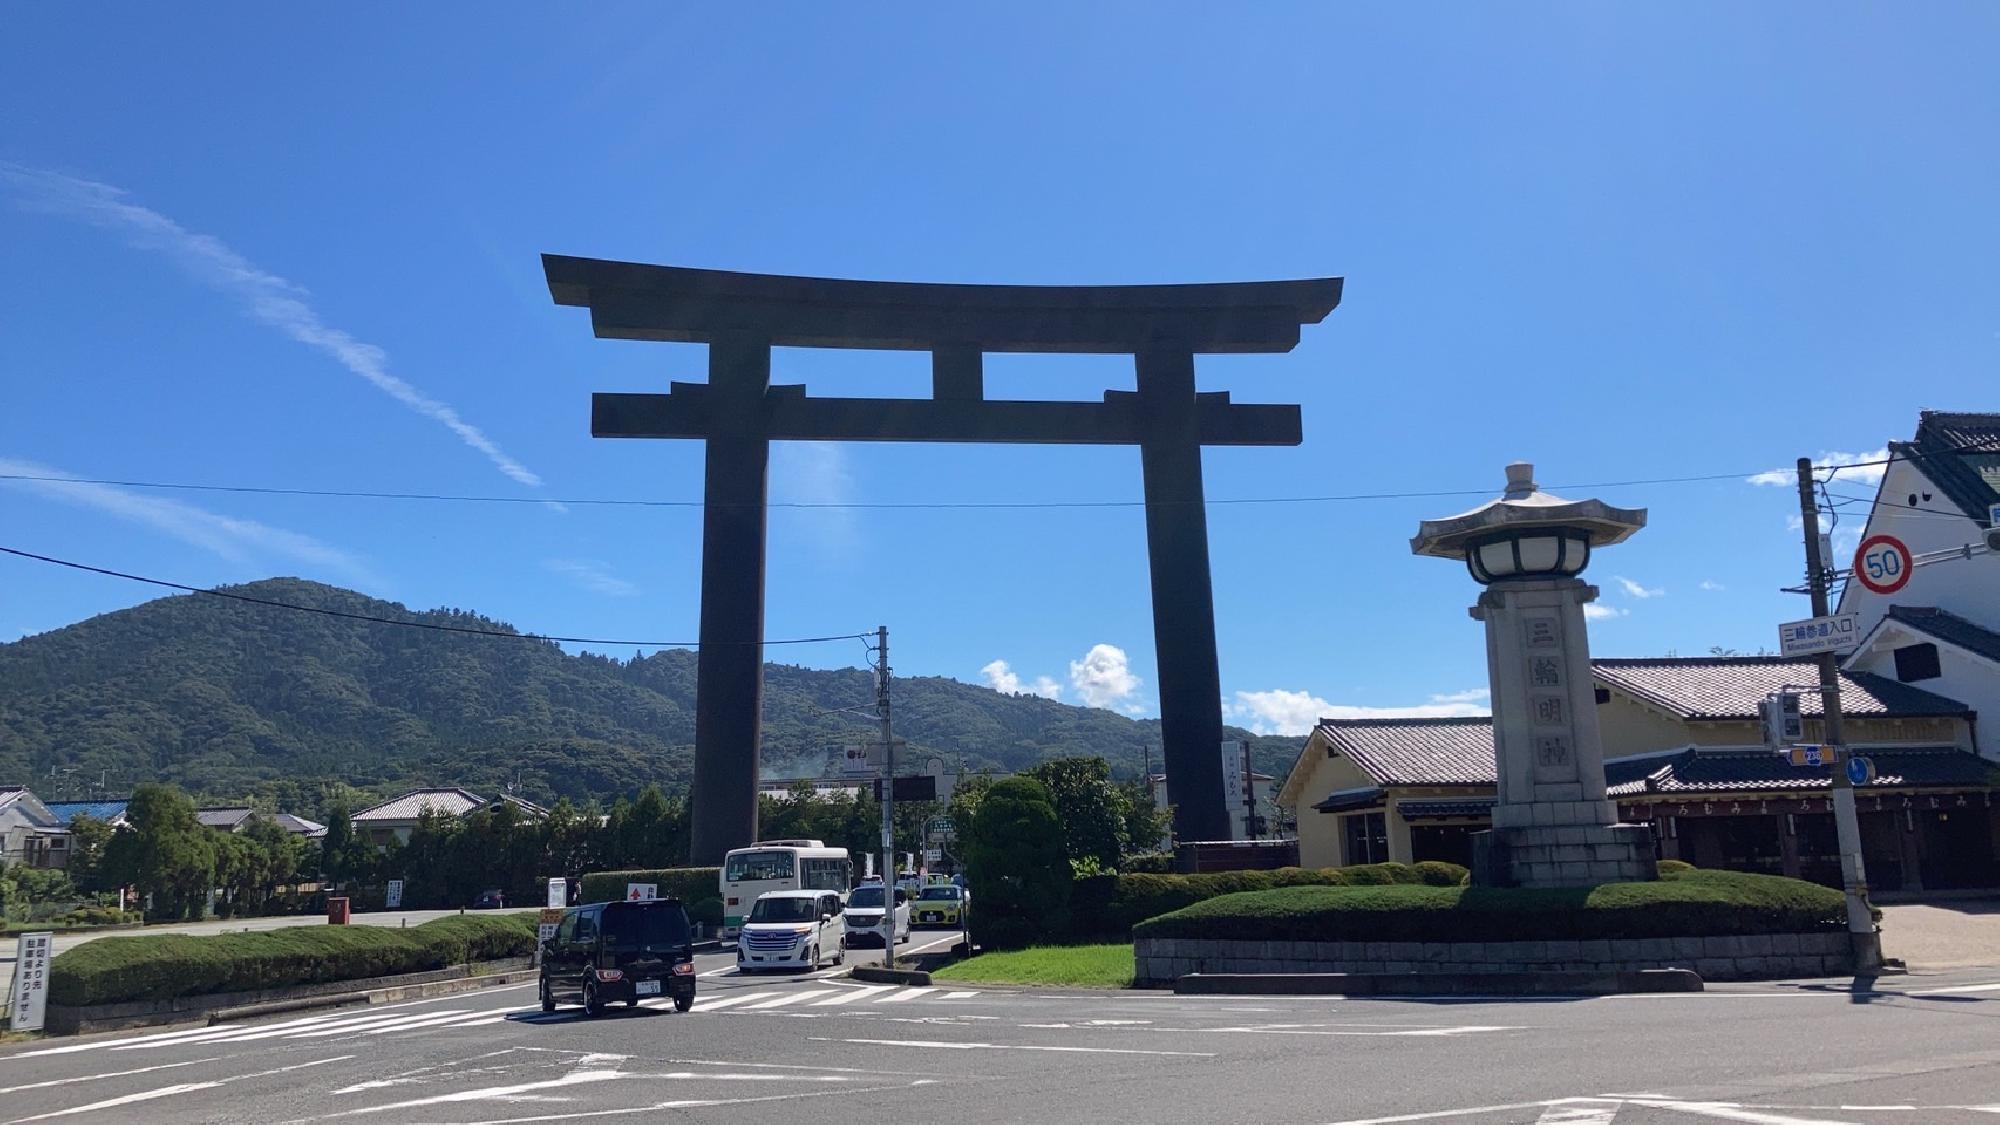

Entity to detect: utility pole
[875,625,897,968]
[1796,458,1884,973]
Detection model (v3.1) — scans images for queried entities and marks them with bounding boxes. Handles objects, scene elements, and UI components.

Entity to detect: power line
[2,443,1981,511]
[0,545,868,650]
[1825,490,1990,523]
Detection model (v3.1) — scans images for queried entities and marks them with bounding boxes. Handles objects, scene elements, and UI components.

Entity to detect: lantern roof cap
[1410,462,1646,559]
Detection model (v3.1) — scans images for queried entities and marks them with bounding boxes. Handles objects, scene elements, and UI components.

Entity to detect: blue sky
[3,6,1997,735]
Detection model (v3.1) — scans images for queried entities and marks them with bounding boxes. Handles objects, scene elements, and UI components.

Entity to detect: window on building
[1343,812,1389,864]
[1894,642,1941,683]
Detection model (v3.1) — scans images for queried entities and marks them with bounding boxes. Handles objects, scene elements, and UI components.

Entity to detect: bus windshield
[725,850,796,881]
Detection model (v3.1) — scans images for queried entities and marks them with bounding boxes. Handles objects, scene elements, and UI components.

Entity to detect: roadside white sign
[546,877,567,908]
[384,879,404,910]
[625,882,657,902]
[922,847,943,866]
[1778,613,1860,657]
[10,932,52,1032]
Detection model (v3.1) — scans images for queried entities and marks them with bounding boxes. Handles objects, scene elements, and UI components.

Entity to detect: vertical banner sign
[10,932,52,1032]
[536,908,564,967]
[546,877,567,909]
[384,879,404,910]
[1219,739,1248,835]
[626,883,658,902]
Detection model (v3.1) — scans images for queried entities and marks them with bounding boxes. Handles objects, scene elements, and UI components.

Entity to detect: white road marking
[811,985,896,1006]
[741,991,837,1010]
[812,1037,1215,1057]
[690,991,778,1011]
[5,1056,352,1124]
[877,988,931,1003]
[940,990,980,999]
[1538,1104,1619,1123]
[1624,1100,1856,1124]
[0,1057,223,1095]
[1907,981,2000,995]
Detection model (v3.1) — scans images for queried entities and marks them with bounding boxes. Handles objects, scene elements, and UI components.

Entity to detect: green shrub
[687,897,725,928]
[1121,853,1173,874]
[965,777,1072,950]
[1131,869,1845,945]
[1410,861,1469,887]
[576,867,719,907]
[1657,859,1696,875]
[1094,862,1469,934]
[48,913,538,1007]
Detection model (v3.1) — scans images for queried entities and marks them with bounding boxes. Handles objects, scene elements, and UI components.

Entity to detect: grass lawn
[931,943,1135,989]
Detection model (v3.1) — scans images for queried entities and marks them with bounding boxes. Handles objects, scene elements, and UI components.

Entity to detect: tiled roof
[1886,606,2000,666]
[1592,657,1970,720]
[1892,411,2000,523]
[1606,746,1997,797]
[196,807,255,830]
[274,812,326,837]
[42,800,129,826]
[1315,717,1497,787]
[351,788,488,822]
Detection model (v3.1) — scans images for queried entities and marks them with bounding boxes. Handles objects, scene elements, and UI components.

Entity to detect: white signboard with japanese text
[546,877,567,909]
[1778,613,1860,657]
[10,932,52,1032]
[384,879,404,910]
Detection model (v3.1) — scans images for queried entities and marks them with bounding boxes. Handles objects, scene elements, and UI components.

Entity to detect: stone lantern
[1411,462,1658,888]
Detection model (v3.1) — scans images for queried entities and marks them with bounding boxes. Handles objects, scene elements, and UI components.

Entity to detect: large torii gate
[544,255,1342,864]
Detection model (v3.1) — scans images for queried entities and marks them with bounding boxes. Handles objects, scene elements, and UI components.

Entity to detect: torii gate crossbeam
[545,254,1342,865]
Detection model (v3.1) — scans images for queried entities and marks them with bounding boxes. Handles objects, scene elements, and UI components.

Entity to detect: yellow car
[911,884,968,928]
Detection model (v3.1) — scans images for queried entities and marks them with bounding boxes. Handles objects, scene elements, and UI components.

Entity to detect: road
[4,940,1999,1124]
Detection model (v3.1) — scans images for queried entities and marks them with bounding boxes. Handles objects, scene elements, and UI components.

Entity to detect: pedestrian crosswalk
[2,985,984,1060]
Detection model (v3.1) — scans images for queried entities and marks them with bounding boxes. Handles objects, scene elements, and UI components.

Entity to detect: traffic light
[1761,692,1804,749]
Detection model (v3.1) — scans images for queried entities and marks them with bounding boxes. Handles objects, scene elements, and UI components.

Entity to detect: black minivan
[540,898,697,1017]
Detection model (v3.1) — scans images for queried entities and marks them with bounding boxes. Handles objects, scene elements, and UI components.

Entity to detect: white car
[840,883,910,948]
[737,890,845,972]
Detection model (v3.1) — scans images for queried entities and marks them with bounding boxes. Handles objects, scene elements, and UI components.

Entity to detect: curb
[1172,968,1704,996]
[207,968,541,1026]
[850,966,933,987]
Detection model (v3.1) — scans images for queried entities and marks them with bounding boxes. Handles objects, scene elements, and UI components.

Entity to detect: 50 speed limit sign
[1853,534,1913,595]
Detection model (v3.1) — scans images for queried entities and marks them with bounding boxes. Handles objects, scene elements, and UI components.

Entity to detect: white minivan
[737,890,845,972]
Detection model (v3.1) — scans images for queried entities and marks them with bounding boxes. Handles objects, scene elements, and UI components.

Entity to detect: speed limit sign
[1853,534,1913,595]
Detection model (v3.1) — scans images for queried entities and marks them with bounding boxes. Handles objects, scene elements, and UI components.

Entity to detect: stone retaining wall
[1134,933,1852,986]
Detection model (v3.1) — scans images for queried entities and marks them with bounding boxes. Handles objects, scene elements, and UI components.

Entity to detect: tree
[961,776,1070,949]
[318,798,367,888]
[64,813,116,894]
[102,783,216,921]
[1115,777,1170,858]
[1023,757,1126,872]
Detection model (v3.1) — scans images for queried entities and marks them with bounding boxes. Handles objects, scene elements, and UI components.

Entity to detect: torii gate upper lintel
[544,254,1343,865]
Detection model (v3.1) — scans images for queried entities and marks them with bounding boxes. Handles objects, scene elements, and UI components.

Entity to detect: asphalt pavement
[4,934,1999,1124]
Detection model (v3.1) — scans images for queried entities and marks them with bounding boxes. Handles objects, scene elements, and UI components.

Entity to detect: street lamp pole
[875,625,896,968]
[1795,458,1883,974]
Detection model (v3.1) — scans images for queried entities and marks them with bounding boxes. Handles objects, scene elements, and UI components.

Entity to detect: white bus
[720,840,852,937]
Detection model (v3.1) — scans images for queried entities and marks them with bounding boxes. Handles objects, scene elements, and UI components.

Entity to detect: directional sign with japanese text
[1778,613,1860,657]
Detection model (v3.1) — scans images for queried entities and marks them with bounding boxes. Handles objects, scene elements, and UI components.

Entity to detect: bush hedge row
[1070,861,1469,937]
[1131,869,1846,944]
[49,913,538,1007]
[576,867,720,907]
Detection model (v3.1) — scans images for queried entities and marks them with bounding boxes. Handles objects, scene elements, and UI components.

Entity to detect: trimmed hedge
[1131,869,1846,944]
[577,867,720,906]
[1088,861,1469,936]
[49,913,538,1007]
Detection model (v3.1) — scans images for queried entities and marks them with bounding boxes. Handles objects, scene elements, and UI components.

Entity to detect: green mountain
[0,578,1304,808]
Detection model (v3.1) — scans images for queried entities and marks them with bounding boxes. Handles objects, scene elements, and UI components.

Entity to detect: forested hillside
[0,579,1303,807]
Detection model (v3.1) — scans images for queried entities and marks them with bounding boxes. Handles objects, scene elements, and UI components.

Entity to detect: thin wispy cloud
[0,163,543,489]
[1226,687,1491,737]
[544,559,638,597]
[1584,603,1628,620]
[771,442,859,557]
[1698,580,1725,592]
[1747,449,1890,488]
[0,456,371,583]
[1614,576,1664,599]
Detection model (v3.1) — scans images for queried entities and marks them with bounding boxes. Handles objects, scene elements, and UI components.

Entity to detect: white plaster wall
[1837,458,1999,635]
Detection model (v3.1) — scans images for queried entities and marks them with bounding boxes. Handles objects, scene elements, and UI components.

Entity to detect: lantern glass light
[1465,528,1592,584]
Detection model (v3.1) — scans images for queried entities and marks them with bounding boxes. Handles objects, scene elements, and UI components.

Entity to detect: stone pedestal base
[1470,823,1657,888]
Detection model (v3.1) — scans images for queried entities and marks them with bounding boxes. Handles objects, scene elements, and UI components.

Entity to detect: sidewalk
[1,907,537,968]
[1880,896,2000,970]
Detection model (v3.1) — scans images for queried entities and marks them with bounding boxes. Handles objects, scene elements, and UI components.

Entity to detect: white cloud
[1429,688,1491,705]
[0,163,543,489]
[0,456,370,582]
[544,559,638,597]
[1584,603,1627,620]
[1227,688,1491,737]
[980,659,1061,700]
[1698,580,1725,592]
[770,442,858,557]
[1614,576,1664,599]
[1069,643,1141,710]
[1747,449,1891,488]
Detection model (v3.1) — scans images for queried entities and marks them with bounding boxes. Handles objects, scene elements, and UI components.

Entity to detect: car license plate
[635,980,661,996]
